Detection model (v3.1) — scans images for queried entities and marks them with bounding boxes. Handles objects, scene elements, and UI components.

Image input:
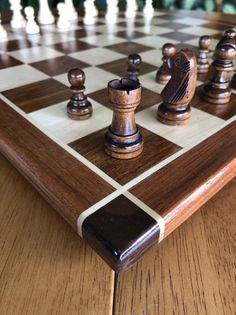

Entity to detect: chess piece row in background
[0,0,155,38]
[156,30,236,104]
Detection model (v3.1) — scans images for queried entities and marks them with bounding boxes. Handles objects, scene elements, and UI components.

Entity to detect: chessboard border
[1,98,235,271]
[1,8,236,271]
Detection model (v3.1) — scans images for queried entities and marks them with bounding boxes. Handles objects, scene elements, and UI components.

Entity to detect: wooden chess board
[0,10,235,271]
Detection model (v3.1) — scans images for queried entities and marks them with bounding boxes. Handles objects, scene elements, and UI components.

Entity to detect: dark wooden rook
[156,43,176,84]
[67,68,93,120]
[200,29,236,104]
[127,54,142,82]
[197,35,211,74]
[104,78,143,159]
[157,49,197,125]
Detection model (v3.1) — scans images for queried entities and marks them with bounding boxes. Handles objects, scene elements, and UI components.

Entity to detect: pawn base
[157,103,191,126]
[104,128,143,160]
[67,103,93,121]
[200,84,231,105]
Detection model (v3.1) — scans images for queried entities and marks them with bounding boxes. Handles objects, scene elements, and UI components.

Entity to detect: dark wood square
[191,85,236,120]
[30,56,90,77]
[117,21,144,27]
[78,20,105,26]
[154,14,180,20]
[97,57,156,77]
[69,126,181,185]
[2,78,70,113]
[0,54,22,69]
[115,30,146,39]
[89,87,161,112]
[0,39,38,52]
[48,40,96,54]
[159,31,198,41]
[105,42,153,55]
[211,33,224,40]
[201,22,232,31]
[82,194,159,271]
[60,29,101,38]
[158,22,190,29]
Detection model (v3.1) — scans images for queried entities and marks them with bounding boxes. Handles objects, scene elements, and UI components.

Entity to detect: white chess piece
[0,13,7,39]
[143,0,154,17]
[65,0,78,21]
[38,0,55,25]
[125,0,137,19]
[90,0,98,17]
[25,6,40,35]
[83,0,96,25]
[105,0,119,23]
[57,3,70,30]
[9,0,26,29]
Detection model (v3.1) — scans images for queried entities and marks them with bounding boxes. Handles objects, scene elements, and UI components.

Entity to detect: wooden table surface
[0,153,235,315]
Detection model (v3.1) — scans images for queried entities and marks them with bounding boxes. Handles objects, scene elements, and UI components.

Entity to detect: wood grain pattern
[83,195,160,271]
[30,55,90,77]
[114,178,236,315]
[0,39,37,52]
[192,86,236,120]
[2,79,71,113]
[0,155,114,315]
[70,126,181,185]
[0,54,22,69]
[131,121,236,238]
[159,31,198,41]
[105,42,153,55]
[48,40,96,54]
[98,57,157,77]
[0,101,114,230]
[115,30,146,39]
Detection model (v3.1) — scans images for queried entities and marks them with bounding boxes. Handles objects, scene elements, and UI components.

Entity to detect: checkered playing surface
[1,11,235,189]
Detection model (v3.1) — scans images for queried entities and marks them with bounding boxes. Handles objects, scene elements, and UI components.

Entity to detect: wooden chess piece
[200,29,236,105]
[157,49,197,125]
[156,43,176,84]
[232,72,236,90]
[67,68,93,120]
[127,54,142,82]
[197,35,211,74]
[104,78,143,159]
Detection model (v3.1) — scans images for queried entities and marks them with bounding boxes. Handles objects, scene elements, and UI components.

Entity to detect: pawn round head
[199,35,211,50]
[24,6,34,17]
[57,2,65,12]
[162,43,176,58]
[68,68,85,88]
[225,28,236,39]
[128,54,142,67]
